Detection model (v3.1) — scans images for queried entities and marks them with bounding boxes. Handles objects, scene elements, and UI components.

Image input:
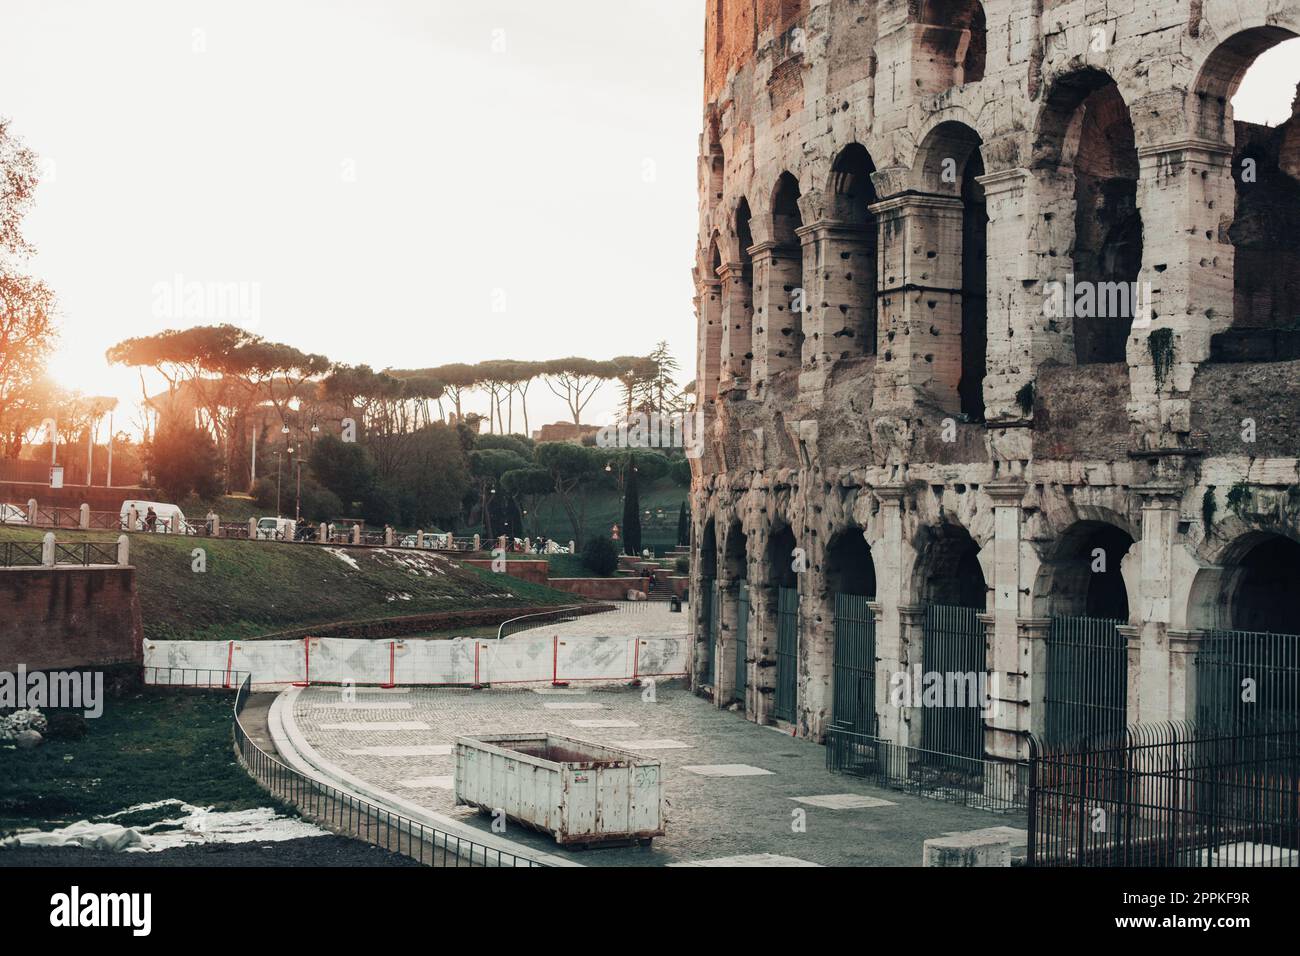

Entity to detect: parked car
[0,503,29,525]
[119,500,191,534]
[256,516,297,541]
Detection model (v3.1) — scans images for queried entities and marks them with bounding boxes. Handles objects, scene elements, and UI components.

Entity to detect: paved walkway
[291,680,1024,866]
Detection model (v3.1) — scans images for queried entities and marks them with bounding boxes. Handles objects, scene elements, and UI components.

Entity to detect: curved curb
[268,687,580,868]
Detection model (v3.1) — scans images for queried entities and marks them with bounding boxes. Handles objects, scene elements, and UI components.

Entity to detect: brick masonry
[0,566,143,671]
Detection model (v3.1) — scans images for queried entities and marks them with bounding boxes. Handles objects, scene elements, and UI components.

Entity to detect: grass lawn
[0,527,577,642]
[525,476,687,554]
[0,688,271,833]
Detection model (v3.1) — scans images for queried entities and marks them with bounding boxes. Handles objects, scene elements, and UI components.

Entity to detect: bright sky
[1,6,1296,438]
[0,0,704,434]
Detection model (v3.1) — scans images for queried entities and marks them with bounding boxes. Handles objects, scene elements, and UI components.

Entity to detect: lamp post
[294,459,305,522]
[275,452,283,516]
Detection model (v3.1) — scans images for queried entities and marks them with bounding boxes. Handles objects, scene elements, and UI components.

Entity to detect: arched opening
[722,198,755,383]
[1037,520,1135,744]
[767,523,799,723]
[722,520,750,705]
[765,172,805,376]
[896,122,986,416]
[1034,69,1142,366]
[916,1,986,91]
[1194,30,1300,362]
[698,517,719,685]
[827,529,877,735]
[1197,532,1300,726]
[916,523,986,762]
[1229,534,1300,633]
[825,144,879,358]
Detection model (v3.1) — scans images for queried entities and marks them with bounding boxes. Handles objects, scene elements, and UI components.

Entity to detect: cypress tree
[622,455,642,556]
[677,501,689,546]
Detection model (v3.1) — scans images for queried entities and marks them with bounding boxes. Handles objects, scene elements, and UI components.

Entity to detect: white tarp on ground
[0,800,328,852]
[144,632,688,688]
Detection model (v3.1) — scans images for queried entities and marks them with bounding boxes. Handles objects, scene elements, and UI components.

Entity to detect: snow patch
[324,547,361,570]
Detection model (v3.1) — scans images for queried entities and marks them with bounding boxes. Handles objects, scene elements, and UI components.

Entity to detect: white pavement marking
[342,745,452,757]
[682,764,774,777]
[398,775,454,790]
[532,688,589,695]
[319,721,431,731]
[670,854,821,867]
[542,702,605,710]
[317,702,413,710]
[354,687,411,694]
[609,739,692,751]
[569,719,639,728]
[789,794,896,809]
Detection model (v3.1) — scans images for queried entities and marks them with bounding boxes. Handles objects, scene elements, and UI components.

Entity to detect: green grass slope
[0,528,576,642]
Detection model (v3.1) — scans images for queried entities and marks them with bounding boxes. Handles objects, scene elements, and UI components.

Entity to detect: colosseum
[688,0,1300,792]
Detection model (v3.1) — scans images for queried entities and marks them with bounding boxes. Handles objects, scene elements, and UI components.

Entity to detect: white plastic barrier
[144,633,688,688]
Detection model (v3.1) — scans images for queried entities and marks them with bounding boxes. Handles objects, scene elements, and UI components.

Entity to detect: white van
[256,517,297,541]
[119,500,190,534]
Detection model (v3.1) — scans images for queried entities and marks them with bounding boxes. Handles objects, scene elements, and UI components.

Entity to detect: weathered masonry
[689,0,1300,783]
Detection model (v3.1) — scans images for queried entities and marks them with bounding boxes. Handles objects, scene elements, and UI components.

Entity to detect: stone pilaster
[985,479,1030,761]
[871,193,966,412]
[1128,139,1236,448]
[1133,482,1182,723]
[697,274,723,406]
[796,219,876,400]
[749,240,804,390]
[718,261,753,391]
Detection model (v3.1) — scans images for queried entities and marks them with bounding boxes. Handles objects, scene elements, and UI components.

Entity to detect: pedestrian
[145,507,157,533]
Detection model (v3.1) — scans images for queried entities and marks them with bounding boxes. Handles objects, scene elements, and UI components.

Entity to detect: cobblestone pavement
[293,680,1025,867]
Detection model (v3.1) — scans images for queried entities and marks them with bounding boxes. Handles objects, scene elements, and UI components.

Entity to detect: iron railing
[826,726,1028,812]
[0,539,119,567]
[1044,615,1128,745]
[143,666,546,867]
[773,586,799,722]
[921,604,986,762]
[734,581,749,704]
[1197,628,1300,727]
[832,592,877,736]
[706,579,719,686]
[1027,719,1300,867]
[495,605,586,640]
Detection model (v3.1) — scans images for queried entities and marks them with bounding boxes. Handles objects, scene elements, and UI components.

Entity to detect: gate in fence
[1043,616,1128,745]
[772,586,799,723]
[1197,628,1300,727]
[832,593,876,736]
[1028,719,1300,867]
[735,581,749,704]
[920,604,986,762]
[701,578,718,686]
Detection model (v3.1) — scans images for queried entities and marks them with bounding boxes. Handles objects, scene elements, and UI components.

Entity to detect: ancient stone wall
[690,0,1300,760]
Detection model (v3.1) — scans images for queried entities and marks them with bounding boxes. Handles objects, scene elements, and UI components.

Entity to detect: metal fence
[832,593,877,736]
[142,667,545,866]
[773,586,799,723]
[921,604,986,762]
[0,539,119,567]
[826,726,1028,812]
[706,579,719,686]
[1027,719,1300,867]
[1197,628,1300,727]
[1044,615,1128,745]
[735,581,749,704]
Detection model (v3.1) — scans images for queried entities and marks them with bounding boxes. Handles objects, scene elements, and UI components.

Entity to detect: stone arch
[911,519,986,609]
[914,1,987,93]
[905,119,987,418]
[751,172,806,384]
[1188,25,1300,361]
[821,143,879,358]
[825,525,876,597]
[1186,528,1300,633]
[1033,519,1136,621]
[721,197,756,385]
[1033,67,1142,366]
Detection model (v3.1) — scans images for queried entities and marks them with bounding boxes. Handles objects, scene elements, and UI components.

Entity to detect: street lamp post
[275,452,283,516]
[294,459,305,522]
